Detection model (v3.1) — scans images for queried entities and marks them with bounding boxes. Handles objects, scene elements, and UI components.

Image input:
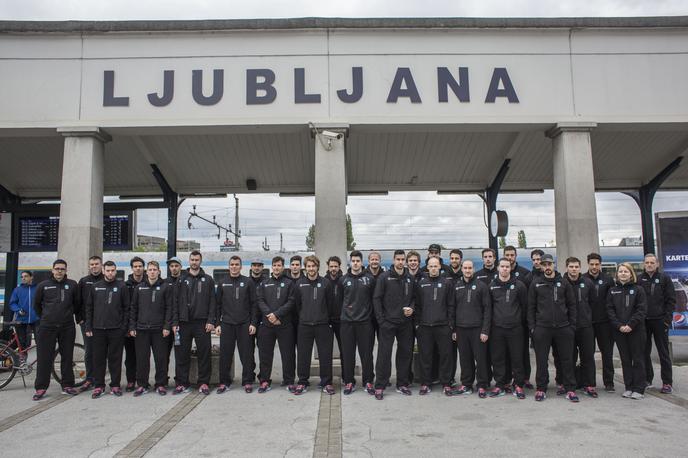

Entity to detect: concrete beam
[57,127,110,279]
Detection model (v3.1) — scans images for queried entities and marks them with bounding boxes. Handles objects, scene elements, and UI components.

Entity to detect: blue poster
[656,212,688,336]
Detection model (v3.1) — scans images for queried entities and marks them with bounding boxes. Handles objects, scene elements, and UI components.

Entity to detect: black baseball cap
[541,254,555,264]
[428,243,441,252]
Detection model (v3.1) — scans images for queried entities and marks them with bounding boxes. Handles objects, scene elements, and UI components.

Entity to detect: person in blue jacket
[9,270,40,351]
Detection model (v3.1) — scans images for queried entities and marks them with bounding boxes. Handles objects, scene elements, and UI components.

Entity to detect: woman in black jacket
[607,263,647,400]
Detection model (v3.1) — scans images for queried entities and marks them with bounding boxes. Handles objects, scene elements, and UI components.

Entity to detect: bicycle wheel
[0,340,18,390]
[52,342,87,387]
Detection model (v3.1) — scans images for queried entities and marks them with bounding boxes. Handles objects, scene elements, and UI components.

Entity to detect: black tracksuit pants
[456,326,489,389]
[554,326,596,388]
[219,322,256,386]
[533,325,575,392]
[522,325,532,382]
[614,324,646,393]
[449,339,458,384]
[135,329,168,388]
[297,324,334,386]
[174,320,212,386]
[257,323,295,385]
[374,320,414,389]
[593,321,616,387]
[644,319,673,385]
[124,335,136,384]
[35,324,76,390]
[417,325,452,386]
[93,328,125,388]
[331,321,344,375]
[340,321,375,386]
[490,325,524,389]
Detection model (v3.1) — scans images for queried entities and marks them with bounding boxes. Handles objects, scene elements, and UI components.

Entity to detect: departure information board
[15,212,134,251]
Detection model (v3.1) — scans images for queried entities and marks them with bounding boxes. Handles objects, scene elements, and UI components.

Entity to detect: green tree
[498,236,506,249]
[305,214,356,250]
[517,230,527,249]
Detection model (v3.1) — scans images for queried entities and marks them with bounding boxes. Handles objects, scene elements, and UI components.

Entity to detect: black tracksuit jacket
[489,275,528,329]
[216,274,258,326]
[174,268,216,326]
[257,274,295,327]
[565,274,594,329]
[372,267,415,326]
[475,266,497,285]
[453,276,492,335]
[339,269,376,322]
[34,275,81,326]
[129,278,173,331]
[606,281,647,329]
[638,271,676,322]
[86,278,130,332]
[326,270,344,324]
[584,271,615,324]
[414,275,455,327]
[527,273,576,330]
[293,275,335,325]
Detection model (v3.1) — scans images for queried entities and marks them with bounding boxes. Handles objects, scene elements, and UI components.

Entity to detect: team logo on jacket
[580,284,585,289]
[556,282,561,287]
[598,280,603,285]
[113,287,118,292]
[64,285,69,290]
[156,286,160,290]
[347,281,352,286]
[280,282,285,287]
[240,282,244,287]
[655,279,660,284]
[472,285,476,290]
[630,289,635,295]
[317,283,321,287]
[437,283,442,288]
[201,278,205,282]
[510,284,515,290]
[515,272,520,276]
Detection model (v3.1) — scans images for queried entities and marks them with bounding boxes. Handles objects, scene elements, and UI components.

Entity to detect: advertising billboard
[656,211,688,336]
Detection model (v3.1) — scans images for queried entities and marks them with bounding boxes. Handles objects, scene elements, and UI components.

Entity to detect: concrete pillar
[546,122,600,272]
[313,127,348,274]
[56,127,111,279]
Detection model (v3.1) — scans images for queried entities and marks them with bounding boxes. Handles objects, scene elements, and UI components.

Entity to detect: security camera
[321,130,343,140]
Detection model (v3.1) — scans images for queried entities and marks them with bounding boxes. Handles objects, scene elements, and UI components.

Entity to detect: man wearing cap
[528,254,578,402]
[423,244,449,276]
[248,258,268,289]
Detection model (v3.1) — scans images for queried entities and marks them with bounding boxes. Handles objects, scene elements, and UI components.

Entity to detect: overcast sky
[5,1,688,251]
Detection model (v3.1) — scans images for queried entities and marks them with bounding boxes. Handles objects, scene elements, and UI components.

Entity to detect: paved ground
[1,337,687,457]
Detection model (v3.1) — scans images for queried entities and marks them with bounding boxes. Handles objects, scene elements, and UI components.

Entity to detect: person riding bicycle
[9,271,39,356]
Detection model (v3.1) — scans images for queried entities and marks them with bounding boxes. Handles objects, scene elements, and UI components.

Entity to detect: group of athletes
[25,243,676,403]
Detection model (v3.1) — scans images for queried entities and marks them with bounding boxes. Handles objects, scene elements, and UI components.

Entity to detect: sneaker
[631,392,645,400]
[478,388,487,399]
[156,386,167,396]
[604,384,615,393]
[365,383,375,395]
[566,391,580,403]
[111,387,123,397]
[396,386,412,396]
[524,380,535,390]
[660,384,673,394]
[294,384,307,395]
[443,385,454,397]
[244,383,253,393]
[61,387,78,396]
[535,390,546,402]
[91,387,104,399]
[419,385,431,396]
[343,383,355,395]
[504,384,513,394]
[258,381,271,393]
[455,385,473,395]
[556,385,566,396]
[125,382,136,392]
[489,387,505,398]
[323,385,335,395]
[374,389,384,400]
[173,385,190,395]
[199,384,210,395]
[583,387,598,398]
[286,384,296,393]
[622,390,633,398]
[216,384,228,394]
[514,386,526,400]
[33,389,47,401]
[133,386,148,397]
[79,380,94,393]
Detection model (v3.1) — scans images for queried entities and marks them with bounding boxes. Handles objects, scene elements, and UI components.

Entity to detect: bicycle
[0,322,87,390]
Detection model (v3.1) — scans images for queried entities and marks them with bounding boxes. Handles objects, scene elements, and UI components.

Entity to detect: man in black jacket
[123,256,146,391]
[476,249,498,285]
[340,250,377,396]
[504,246,530,281]
[489,258,528,399]
[373,250,415,399]
[172,250,216,396]
[584,252,617,392]
[561,257,597,398]
[414,257,455,397]
[293,255,336,395]
[32,259,81,401]
[452,260,491,397]
[215,255,258,394]
[639,253,676,394]
[77,255,103,392]
[130,261,173,396]
[256,256,296,393]
[86,261,130,398]
[528,254,578,402]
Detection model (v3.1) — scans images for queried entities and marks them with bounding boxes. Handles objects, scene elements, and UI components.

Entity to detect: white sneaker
[622,390,633,398]
[630,392,644,400]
